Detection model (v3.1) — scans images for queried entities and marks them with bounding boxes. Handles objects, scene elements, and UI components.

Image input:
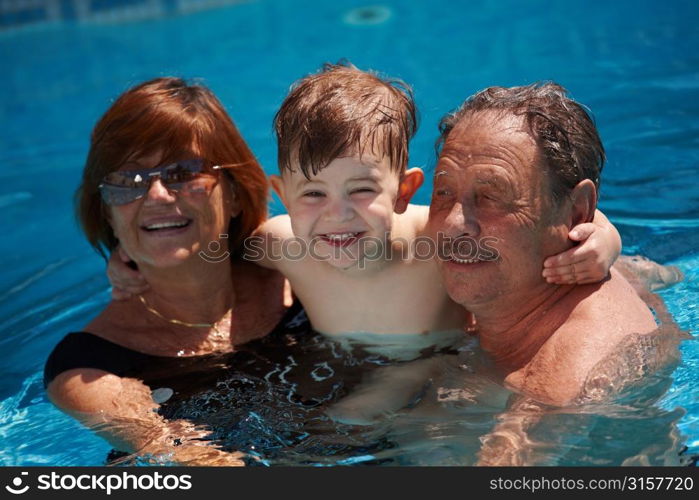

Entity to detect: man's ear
[568,179,597,226]
[269,175,288,209]
[394,167,424,214]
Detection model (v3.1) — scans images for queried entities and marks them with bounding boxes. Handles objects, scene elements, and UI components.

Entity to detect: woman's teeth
[143,220,190,231]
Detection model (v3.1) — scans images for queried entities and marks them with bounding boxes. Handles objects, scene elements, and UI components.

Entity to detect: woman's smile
[139,215,194,237]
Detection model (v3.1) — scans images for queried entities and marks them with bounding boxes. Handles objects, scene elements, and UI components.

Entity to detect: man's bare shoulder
[508,270,661,406]
[574,268,658,337]
[525,326,681,406]
[510,322,615,406]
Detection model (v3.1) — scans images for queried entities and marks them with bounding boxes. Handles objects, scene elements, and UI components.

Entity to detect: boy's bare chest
[287,258,464,334]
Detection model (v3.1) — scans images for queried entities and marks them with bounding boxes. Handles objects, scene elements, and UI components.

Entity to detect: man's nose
[323,196,355,222]
[143,178,177,205]
[445,201,480,237]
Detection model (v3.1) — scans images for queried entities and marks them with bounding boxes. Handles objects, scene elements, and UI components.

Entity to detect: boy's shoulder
[394,204,430,238]
[256,214,294,240]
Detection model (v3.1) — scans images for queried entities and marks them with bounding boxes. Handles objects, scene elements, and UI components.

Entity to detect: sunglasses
[99,158,223,206]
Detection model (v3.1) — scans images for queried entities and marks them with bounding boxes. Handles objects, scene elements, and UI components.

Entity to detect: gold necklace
[138,295,230,337]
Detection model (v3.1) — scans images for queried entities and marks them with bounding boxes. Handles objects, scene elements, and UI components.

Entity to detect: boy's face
[277,152,401,270]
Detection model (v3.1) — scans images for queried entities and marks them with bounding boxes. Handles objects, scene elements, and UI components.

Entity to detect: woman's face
[107,151,239,268]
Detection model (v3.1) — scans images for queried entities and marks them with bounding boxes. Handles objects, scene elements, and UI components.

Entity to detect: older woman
[43,77,300,465]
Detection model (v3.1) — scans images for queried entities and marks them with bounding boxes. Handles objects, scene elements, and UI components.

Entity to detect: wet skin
[427,111,659,406]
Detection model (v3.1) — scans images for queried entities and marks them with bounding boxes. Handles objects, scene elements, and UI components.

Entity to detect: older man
[429,82,672,407]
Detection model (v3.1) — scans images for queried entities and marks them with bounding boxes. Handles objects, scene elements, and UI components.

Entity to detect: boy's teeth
[145,221,189,230]
[326,232,358,241]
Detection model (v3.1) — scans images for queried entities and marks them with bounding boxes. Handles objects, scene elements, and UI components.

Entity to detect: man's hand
[107,246,149,300]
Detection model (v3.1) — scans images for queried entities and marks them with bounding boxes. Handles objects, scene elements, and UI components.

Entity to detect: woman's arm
[47,368,246,466]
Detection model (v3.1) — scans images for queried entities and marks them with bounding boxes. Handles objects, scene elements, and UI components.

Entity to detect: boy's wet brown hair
[274,62,418,178]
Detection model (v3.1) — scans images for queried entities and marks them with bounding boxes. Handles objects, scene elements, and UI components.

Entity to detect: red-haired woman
[43,78,296,465]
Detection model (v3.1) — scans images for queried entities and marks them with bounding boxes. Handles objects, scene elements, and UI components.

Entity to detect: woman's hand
[107,246,149,300]
[542,209,621,285]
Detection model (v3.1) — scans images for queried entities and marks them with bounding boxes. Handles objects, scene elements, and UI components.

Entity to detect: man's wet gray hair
[437,82,605,204]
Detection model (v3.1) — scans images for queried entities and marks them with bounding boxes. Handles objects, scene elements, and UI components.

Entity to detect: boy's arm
[542,209,621,285]
[244,215,292,270]
[107,216,294,299]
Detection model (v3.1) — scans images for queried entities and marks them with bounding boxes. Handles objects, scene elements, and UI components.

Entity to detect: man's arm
[476,396,550,466]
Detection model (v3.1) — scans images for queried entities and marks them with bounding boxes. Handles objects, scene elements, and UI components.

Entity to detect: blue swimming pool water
[1,0,697,465]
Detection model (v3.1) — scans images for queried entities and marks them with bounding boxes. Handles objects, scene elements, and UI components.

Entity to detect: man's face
[428,112,569,307]
[279,152,401,270]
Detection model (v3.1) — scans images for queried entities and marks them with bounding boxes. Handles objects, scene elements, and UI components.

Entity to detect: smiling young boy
[252,66,457,342]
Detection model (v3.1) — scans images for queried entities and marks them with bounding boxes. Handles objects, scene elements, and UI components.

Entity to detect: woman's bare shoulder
[83,300,144,343]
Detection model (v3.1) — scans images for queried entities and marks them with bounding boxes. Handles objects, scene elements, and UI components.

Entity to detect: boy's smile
[318,231,367,247]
